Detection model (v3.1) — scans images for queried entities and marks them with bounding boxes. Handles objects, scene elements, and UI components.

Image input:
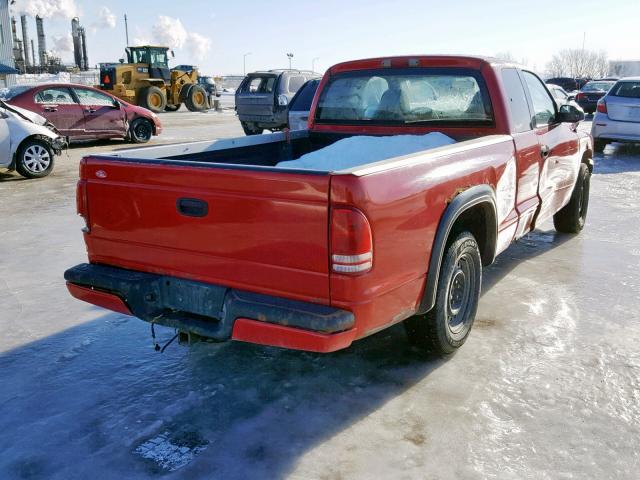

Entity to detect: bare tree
[545,49,609,78]
[495,51,516,62]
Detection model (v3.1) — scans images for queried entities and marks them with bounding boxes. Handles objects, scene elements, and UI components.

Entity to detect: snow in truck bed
[276,132,456,171]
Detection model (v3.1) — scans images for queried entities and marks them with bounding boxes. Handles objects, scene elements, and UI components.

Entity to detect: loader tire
[185,85,209,112]
[553,163,590,234]
[140,86,167,113]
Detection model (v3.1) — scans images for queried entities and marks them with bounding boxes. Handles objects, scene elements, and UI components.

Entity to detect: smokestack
[80,28,88,71]
[21,15,31,69]
[71,17,82,69]
[11,17,25,73]
[36,15,46,68]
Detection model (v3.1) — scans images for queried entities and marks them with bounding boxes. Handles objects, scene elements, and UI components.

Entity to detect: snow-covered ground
[0,119,639,479]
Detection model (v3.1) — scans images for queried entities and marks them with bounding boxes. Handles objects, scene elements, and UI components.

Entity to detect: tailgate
[235,92,276,117]
[606,96,640,123]
[80,158,331,303]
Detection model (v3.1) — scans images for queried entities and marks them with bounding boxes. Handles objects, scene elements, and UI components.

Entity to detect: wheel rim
[194,91,205,106]
[23,145,51,173]
[134,121,152,140]
[447,253,476,335]
[149,92,162,108]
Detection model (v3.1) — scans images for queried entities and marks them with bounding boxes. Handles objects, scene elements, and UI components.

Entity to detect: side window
[522,71,556,127]
[73,88,116,106]
[501,68,532,133]
[34,88,76,105]
[287,75,306,93]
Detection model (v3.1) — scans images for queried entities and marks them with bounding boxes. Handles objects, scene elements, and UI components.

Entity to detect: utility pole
[312,57,319,73]
[286,52,294,70]
[124,14,129,46]
[243,52,251,75]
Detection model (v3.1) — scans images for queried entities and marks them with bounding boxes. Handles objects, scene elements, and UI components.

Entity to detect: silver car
[591,77,640,152]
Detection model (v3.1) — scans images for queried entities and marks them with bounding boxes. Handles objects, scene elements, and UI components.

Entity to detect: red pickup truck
[65,56,592,354]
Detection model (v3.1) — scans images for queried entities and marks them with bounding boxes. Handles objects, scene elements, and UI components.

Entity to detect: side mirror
[558,103,584,123]
[567,94,576,101]
[171,50,176,58]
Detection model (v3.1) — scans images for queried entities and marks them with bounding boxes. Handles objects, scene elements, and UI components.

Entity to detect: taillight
[575,92,585,101]
[76,179,90,232]
[331,208,373,274]
[597,100,607,114]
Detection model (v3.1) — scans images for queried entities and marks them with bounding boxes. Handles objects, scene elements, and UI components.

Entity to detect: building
[0,0,18,87]
[609,60,640,78]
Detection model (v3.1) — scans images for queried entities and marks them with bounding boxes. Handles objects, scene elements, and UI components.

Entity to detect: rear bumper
[64,263,356,353]
[591,114,640,143]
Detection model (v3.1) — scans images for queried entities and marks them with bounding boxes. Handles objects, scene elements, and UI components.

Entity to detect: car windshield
[609,81,640,98]
[242,76,277,94]
[0,85,31,100]
[315,68,493,125]
[582,81,614,92]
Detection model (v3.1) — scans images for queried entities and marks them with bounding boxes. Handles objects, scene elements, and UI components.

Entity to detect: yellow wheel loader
[98,46,209,113]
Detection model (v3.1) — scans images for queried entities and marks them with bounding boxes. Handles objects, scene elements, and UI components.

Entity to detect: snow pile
[276,132,456,171]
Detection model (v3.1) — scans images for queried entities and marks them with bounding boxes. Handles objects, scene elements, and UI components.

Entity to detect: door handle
[85,108,97,114]
[540,145,550,159]
[176,198,208,217]
[44,106,57,112]
[300,116,309,121]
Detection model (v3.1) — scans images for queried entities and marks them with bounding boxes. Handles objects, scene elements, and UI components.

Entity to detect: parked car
[575,80,616,114]
[591,77,640,152]
[546,77,589,92]
[287,79,320,130]
[0,99,66,178]
[235,69,321,135]
[65,55,590,355]
[197,75,221,100]
[547,83,577,106]
[1,83,162,144]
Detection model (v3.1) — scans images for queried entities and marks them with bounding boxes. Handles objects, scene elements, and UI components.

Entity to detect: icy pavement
[1,121,639,479]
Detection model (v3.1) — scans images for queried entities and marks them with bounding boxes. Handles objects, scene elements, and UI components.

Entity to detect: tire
[140,86,167,113]
[15,138,55,179]
[594,140,607,153]
[404,231,482,354]
[553,163,591,234]
[129,118,154,143]
[164,103,181,112]
[241,122,263,136]
[185,85,209,111]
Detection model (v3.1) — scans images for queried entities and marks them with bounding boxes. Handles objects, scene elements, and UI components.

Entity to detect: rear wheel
[140,86,167,113]
[129,118,154,143]
[185,85,209,111]
[553,163,591,233]
[404,231,482,354]
[15,139,55,179]
[241,122,263,136]
[594,140,608,153]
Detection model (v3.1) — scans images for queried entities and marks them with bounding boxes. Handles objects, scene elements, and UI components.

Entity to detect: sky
[9,0,640,76]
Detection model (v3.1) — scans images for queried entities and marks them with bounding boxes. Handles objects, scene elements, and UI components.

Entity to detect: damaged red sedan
[2,83,162,144]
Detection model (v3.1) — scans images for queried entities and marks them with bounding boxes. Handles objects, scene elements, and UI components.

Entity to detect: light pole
[243,52,252,75]
[286,53,294,70]
[312,57,320,73]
